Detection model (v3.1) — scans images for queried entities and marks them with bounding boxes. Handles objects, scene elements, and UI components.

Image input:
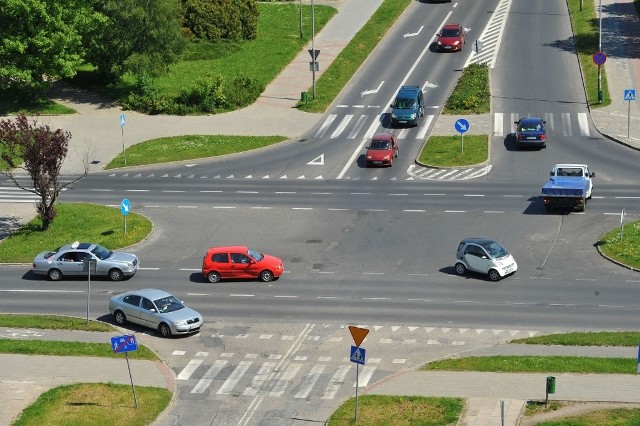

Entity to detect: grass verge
[0,95,76,116]
[0,203,153,264]
[443,64,490,115]
[0,339,158,360]
[422,356,635,374]
[106,135,287,169]
[418,135,488,167]
[12,383,171,426]
[299,0,412,112]
[567,0,610,107]
[327,395,463,426]
[598,221,640,270]
[531,407,640,425]
[0,315,113,331]
[511,331,640,346]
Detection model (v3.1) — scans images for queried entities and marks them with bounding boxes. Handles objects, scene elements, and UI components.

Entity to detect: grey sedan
[32,241,139,281]
[109,289,204,337]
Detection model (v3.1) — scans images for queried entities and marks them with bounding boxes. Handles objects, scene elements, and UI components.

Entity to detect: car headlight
[383,155,390,160]
[410,113,416,119]
[174,320,187,326]
[366,155,372,160]
[391,113,397,119]
[126,262,133,269]
[454,41,460,45]
[437,41,442,45]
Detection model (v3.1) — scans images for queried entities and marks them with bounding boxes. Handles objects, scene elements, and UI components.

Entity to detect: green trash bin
[546,376,556,394]
[301,92,308,104]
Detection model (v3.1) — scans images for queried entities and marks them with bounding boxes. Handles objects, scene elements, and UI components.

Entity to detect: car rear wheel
[159,323,171,338]
[207,271,221,283]
[260,270,274,282]
[48,268,63,281]
[454,263,466,276]
[488,269,501,282]
[114,310,126,325]
[108,268,124,281]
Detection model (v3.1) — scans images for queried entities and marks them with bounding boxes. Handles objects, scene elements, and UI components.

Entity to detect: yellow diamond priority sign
[348,326,369,347]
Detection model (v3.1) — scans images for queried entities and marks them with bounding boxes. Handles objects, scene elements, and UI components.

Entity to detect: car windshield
[394,98,415,109]
[369,139,391,150]
[91,244,112,260]
[557,168,583,177]
[480,241,509,259]
[247,248,264,261]
[441,28,460,37]
[154,296,184,313]
[44,247,62,259]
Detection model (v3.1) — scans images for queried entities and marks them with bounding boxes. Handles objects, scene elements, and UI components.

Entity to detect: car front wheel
[488,269,501,282]
[109,268,124,281]
[260,270,274,282]
[454,263,466,276]
[114,310,126,325]
[207,271,221,283]
[159,323,172,338]
[48,268,63,281]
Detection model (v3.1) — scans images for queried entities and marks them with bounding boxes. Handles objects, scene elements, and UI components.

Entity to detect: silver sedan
[109,289,204,337]
[32,241,139,281]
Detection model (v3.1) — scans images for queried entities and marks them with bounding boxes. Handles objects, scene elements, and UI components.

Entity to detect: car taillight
[540,134,546,141]
[517,134,523,140]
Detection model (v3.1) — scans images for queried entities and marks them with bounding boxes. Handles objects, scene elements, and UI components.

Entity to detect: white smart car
[454,238,517,282]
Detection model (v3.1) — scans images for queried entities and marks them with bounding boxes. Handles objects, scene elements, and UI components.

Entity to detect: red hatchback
[437,24,466,52]
[202,246,284,283]
[365,133,398,167]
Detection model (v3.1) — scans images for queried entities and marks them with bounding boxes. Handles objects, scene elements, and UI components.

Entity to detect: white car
[455,238,517,281]
[109,289,203,337]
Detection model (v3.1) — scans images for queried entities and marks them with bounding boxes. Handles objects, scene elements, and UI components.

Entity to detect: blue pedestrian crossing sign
[624,89,636,101]
[111,335,138,353]
[350,345,366,365]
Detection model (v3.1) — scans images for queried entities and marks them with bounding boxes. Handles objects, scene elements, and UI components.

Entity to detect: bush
[226,75,263,108]
[176,74,228,112]
[182,0,259,41]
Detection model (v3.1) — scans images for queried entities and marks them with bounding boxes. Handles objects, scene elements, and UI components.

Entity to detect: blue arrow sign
[455,118,470,134]
[350,345,366,365]
[120,114,126,127]
[111,335,138,353]
[624,89,636,101]
[120,198,130,216]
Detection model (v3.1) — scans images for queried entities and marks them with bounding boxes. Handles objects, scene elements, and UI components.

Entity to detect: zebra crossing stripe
[561,113,572,136]
[416,115,434,139]
[321,365,351,400]
[191,360,228,394]
[243,362,276,396]
[216,360,252,395]
[494,113,503,137]
[269,363,302,397]
[396,128,410,139]
[348,115,369,139]
[331,115,354,138]
[294,364,327,399]
[363,116,380,139]
[177,359,203,380]
[315,115,337,138]
[353,365,377,388]
[578,113,590,136]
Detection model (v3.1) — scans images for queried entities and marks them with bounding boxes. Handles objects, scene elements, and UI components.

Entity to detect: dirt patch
[519,401,640,425]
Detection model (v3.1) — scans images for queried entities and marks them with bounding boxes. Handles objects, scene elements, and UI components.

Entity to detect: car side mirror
[590,172,595,178]
[550,171,553,176]
[390,104,394,108]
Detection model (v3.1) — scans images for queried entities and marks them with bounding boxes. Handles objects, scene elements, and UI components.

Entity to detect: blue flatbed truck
[542,164,595,212]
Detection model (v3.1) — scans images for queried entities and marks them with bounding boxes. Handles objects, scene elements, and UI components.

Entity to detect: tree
[182,0,258,41]
[86,0,185,84]
[0,114,88,231]
[0,0,104,93]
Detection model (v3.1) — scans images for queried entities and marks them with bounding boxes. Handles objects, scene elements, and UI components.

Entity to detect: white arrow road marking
[403,25,424,38]
[360,81,385,97]
[423,81,438,90]
[307,154,324,165]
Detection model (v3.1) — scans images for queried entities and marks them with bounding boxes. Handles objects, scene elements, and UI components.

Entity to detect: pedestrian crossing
[313,111,591,142]
[170,325,539,399]
[494,112,590,137]
[0,186,40,204]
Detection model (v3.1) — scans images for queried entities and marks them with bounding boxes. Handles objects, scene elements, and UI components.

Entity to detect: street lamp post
[312,0,316,99]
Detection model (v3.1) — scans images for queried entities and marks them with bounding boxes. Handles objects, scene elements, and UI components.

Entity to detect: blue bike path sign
[350,345,366,365]
[111,335,138,353]
[120,198,130,216]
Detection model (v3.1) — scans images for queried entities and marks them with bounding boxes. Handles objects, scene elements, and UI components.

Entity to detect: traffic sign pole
[355,363,359,422]
[120,114,127,165]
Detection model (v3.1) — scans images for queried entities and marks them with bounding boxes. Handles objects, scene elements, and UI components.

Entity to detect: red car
[202,246,284,283]
[437,24,466,52]
[365,133,398,167]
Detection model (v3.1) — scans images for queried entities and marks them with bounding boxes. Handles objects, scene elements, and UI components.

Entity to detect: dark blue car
[514,117,547,149]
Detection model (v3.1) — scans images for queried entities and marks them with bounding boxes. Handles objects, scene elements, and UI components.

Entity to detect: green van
[390,86,424,127]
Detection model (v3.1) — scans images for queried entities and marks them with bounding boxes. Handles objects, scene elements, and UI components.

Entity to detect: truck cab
[542,164,595,212]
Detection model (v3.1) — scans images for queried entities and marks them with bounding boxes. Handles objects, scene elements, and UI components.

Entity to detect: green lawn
[418,135,488,167]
